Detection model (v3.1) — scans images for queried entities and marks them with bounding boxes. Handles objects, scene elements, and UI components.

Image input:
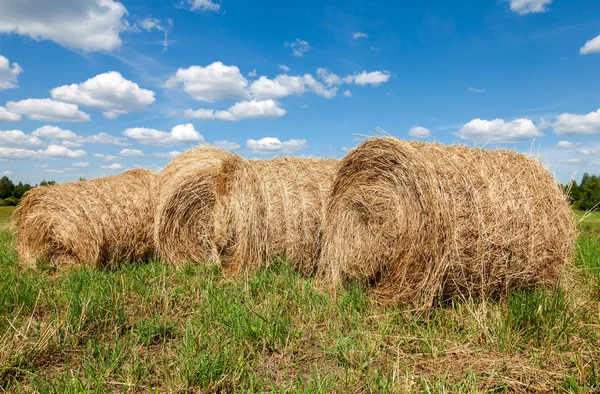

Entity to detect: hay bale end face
[154,146,236,266]
[13,168,158,269]
[318,137,575,307]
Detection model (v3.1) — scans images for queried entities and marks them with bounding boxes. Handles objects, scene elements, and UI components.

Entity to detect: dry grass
[318,137,576,308]
[214,156,338,274]
[13,169,157,269]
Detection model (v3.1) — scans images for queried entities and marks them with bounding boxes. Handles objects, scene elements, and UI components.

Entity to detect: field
[0,207,599,393]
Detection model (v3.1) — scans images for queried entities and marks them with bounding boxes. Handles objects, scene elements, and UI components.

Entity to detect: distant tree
[0,176,14,199]
[12,182,32,199]
[39,179,56,187]
[578,175,600,211]
[77,177,87,182]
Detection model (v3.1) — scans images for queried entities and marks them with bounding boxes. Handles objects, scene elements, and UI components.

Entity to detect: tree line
[0,176,56,206]
[562,173,600,211]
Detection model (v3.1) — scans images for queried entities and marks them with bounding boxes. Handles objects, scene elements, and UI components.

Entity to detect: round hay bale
[318,137,575,307]
[154,146,235,266]
[214,156,338,274]
[13,168,158,269]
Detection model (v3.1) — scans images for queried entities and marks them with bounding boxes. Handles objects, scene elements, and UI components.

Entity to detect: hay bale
[214,156,338,274]
[318,137,575,307]
[13,168,157,269]
[154,146,236,266]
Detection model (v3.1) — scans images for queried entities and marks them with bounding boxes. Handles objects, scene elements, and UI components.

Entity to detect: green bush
[0,197,19,207]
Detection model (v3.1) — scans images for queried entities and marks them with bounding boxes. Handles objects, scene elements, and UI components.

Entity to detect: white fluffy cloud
[0,55,22,90]
[507,0,552,15]
[345,71,391,86]
[3,171,12,175]
[165,62,250,102]
[120,148,144,157]
[553,108,600,135]
[123,123,205,146]
[278,65,290,72]
[6,99,90,122]
[343,90,352,97]
[44,144,86,158]
[247,137,307,154]
[0,0,129,52]
[72,162,90,167]
[212,140,241,150]
[0,148,39,160]
[554,140,580,149]
[352,32,368,39]
[558,158,589,166]
[101,163,122,170]
[458,118,543,142]
[408,126,431,139]
[580,34,600,55]
[284,39,310,57]
[51,72,156,118]
[0,130,43,147]
[185,0,221,12]
[0,106,21,122]
[32,125,78,141]
[86,133,128,145]
[185,99,286,121]
[95,153,119,161]
[578,148,599,156]
[249,75,307,100]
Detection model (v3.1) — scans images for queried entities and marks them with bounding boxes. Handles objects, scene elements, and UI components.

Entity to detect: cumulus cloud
[344,71,391,86]
[352,32,368,39]
[164,62,250,102]
[278,65,290,72]
[247,69,257,77]
[0,130,42,147]
[580,34,600,55]
[343,90,352,97]
[247,137,307,154]
[32,125,78,141]
[249,75,309,100]
[0,55,22,90]
[212,140,241,150]
[94,153,119,161]
[0,148,40,160]
[185,99,286,121]
[554,140,580,149]
[123,123,204,146]
[120,148,144,157]
[316,68,342,87]
[0,0,129,52]
[0,106,21,122]
[553,108,600,135]
[408,126,431,139]
[86,133,128,145]
[101,163,122,170]
[458,118,543,142]
[43,144,87,158]
[153,151,181,159]
[3,171,12,175]
[134,17,170,51]
[51,71,155,118]
[72,162,90,167]
[507,0,552,15]
[31,126,128,147]
[284,39,310,57]
[6,99,90,122]
[183,0,221,12]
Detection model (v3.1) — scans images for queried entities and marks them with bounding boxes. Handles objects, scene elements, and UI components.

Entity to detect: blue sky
[0,0,599,185]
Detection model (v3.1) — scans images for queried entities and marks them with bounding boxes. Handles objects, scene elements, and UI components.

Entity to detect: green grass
[0,211,598,392]
[0,206,15,228]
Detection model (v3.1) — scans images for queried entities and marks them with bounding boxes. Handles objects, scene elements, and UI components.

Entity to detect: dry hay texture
[13,169,158,269]
[214,156,338,274]
[318,137,576,308]
[154,146,338,274]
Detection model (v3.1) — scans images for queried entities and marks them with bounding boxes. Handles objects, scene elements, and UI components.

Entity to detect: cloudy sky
[0,0,599,184]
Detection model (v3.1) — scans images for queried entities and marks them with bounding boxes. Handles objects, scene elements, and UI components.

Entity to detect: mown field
[0,206,599,393]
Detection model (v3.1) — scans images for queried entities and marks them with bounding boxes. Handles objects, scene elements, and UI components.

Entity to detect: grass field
[0,208,599,392]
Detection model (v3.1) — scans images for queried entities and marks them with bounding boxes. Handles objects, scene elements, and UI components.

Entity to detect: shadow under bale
[317,137,576,308]
[13,169,158,269]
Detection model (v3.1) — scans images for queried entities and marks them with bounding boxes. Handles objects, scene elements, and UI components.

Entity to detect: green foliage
[0,176,14,199]
[568,173,600,211]
[0,197,19,206]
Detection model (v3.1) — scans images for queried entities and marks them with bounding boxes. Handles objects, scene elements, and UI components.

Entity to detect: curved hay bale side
[154,146,236,266]
[318,137,575,307]
[214,156,338,274]
[13,168,158,269]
